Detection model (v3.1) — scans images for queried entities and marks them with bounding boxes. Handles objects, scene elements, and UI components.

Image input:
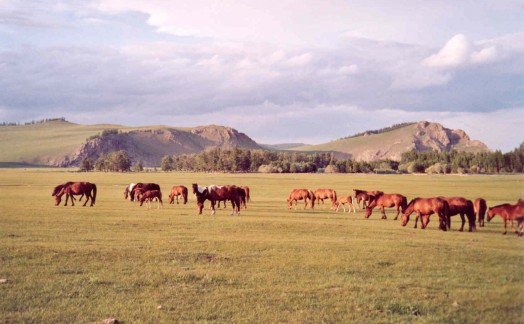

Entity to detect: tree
[106,150,131,172]
[160,155,174,171]
[133,162,144,172]
[79,158,94,172]
[94,156,107,171]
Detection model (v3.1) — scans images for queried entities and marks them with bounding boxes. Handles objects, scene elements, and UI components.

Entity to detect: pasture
[0,169,523,323]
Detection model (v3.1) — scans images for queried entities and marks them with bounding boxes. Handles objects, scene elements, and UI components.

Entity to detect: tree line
[79,143,524,174]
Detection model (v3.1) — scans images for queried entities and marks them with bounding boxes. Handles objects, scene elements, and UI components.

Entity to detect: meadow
[0,169,523,323]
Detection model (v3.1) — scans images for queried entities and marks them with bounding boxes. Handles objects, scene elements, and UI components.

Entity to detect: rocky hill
[65,125,261,167]
[293,121,490,161]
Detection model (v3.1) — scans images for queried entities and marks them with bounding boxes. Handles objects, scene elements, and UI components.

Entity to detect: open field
[1,169,523,323]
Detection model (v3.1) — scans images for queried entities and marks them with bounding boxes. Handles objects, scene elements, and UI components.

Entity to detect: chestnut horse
[354,189,383,209]
[439,196,476,232]
[241,186,251,203]
[54,182,97,207]
[474,198,487,227]
[401,197,449,231]
[487,203,524,236]
[168,185,188,205]
[287,189,315,210]
[52,182,83,206]
[364,193,407,220]
[139,190,163,209]
[133,183,161,202]
[314,189,337,208]
[192,184,241,216]
[332,195,356,213]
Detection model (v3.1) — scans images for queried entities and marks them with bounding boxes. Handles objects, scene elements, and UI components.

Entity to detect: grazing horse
[287,189,315,210]
[401,197,449,231]
[487,203,524,236]
[364,193,407,220]
[52,182,82,206]
[192,184,241,216]
[354,189,383,209]
[241,186,251,203]
[314,189,337,208]
[54,182,97,207]
[139,190,163,209]
[124,183,138,201]
[332,195,357,213]
[133,183,161,201]
[168,185,188,205]
[439,197,476,232]
[474,198,487,227]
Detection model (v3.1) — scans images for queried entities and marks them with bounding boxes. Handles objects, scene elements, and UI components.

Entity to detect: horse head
[486,207,495,222]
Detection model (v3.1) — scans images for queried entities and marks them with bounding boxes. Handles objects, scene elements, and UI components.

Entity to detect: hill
[0,120,261,167]
[291,121,490,161]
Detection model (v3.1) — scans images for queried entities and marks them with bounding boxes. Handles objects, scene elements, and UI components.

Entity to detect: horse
[241,186,251,203]
[133,183,161,201]
[139,190,163,209]
[354,189,383,209]
[439,196,476,232]
[287,189,315,210]
[332,195,357,213]
[52,182,81,206]
[401,197,449,231]
[364,193,407,220]
[124,183,138,201]
[487,203,524,236]
[54,182,97,207]
[314,189,337,208]
[474,198,487,227]
[192,184,241,216]
[168,185,188,205]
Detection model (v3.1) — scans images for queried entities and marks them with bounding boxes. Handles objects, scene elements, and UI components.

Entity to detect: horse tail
[92,184,97,205]
[466,200,476,231]
[183,187,188,204]
[332,190,337,206]
[401,196,408,212]
[309,190,315,208]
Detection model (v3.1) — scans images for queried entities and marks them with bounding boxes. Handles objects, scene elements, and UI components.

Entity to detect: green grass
[0,170,523,323]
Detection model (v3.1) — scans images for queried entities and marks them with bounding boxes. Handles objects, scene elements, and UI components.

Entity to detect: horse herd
[51,181,523,236]
[287,188,524,236]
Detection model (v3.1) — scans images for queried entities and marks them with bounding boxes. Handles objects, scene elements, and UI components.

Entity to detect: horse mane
[490,203,513,209]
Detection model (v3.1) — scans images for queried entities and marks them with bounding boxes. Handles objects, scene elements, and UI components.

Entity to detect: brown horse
[487,203,524,235]
[168,185,188,205]
[287,189,315,209]
[439,196,476,232]
[192,184,241,216]
[124,183,139,201]
[133,183,161,201]
[354,189,383,209]
[241,186,251,203]
[54,182,97,207]
[314,189,337,208]
[401,197,449,231]
[52,182,81,206]
[332,195,356,213]
[474,198,487,227]
[139,190,163,209]
[364,193,407,220]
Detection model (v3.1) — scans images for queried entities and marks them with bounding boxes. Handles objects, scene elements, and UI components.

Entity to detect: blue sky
[1,0,523,151]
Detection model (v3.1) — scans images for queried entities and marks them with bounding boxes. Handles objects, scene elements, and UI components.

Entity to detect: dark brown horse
[474,198,487,227]
[332,195,356,213]
[287,189,315,209]
[168,185,188,205]
[54,182,97,207]
[133,183,161,201]
[139,190,163,209]
[314,189,337,208]
[354,189,383,209]
[401,197,449,231]
[192,184,241,215]
[487,203,524,235]
[364,193,407,220]
[439,196,476,232]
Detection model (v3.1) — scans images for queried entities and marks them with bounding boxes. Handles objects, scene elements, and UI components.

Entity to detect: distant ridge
[291,121,490,161]
[0,119,490,166]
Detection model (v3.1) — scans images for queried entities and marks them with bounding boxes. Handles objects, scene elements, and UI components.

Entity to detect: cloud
[423,34,500,68]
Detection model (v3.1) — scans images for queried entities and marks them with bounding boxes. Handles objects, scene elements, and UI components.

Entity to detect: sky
[0,0,523,152]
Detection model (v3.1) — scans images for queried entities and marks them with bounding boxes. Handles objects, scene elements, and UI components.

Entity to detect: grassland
[0,169,523,323]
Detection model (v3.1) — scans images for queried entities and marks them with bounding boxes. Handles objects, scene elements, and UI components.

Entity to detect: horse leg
[83,194,90,207]
[303,198,308,209]
[381,206,387,220]
[459,214,465,232]
[503,218,507,235]
[211,200,216,216]
[394,206,400,220]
